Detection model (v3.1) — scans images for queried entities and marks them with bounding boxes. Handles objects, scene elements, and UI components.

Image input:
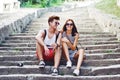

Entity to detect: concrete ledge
[88,7,120,40]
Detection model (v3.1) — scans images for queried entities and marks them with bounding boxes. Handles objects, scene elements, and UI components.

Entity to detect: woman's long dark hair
[63,19,78,36]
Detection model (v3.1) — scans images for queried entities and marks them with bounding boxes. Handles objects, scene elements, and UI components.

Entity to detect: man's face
[49,19,59,29]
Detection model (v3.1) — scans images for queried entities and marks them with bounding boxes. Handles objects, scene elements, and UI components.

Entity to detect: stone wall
[88,7,120,40]
[0,10,35,44]
[0,7,64,44]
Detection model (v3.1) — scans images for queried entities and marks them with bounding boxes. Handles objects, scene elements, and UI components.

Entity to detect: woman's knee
[78,49,84,55]
[62,41,67,46]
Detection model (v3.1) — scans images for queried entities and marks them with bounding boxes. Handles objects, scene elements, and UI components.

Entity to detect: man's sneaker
[39,60,45,68]
[73,69,80,76]
[51,68,58,76]
[66,61,72,68]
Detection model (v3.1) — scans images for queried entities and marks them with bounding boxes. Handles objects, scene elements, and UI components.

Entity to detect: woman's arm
[66,33,79,50]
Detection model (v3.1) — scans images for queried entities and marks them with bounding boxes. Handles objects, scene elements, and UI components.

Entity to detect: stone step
[25,28,100,33]
[0,58,120,67]
[0,44,118,52]
[10,33,37,36]
[0,53,120,61]
[0,46,117,53]
[83,44,118,50]
[10,33,116,38]
[0,65,120,76]
[3,39,119,45]
[0,44,118,50]
[5,36,117,41]
[21,31,113,35]
[4,39,117,44]
[0,65,91,76]
[86,49,116,53]
[79,37,118,42]
[0,74,120,80]
[30,19,97,24]
[0,50,35,55]
[2,40,35,43]
[80,41,119,45]
[25,24,99,30]
[0,47,36,51]
[85,53,120,60]
[24,31,112,34]
[90,65,120,76]
[27,25,99,30]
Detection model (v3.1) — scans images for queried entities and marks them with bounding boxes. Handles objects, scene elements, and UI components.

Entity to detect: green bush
[19,0,64,8]
[96,0,120,18]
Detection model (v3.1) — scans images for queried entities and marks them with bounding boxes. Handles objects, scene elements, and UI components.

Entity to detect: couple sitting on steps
[35,15,84,76]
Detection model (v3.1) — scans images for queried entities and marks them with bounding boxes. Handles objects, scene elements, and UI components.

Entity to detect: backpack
[44,29,60,43]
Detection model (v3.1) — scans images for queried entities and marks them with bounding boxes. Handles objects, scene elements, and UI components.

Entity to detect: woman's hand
[61,37,69,43]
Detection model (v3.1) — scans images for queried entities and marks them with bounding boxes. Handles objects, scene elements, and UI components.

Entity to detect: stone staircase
[0,7,120,80]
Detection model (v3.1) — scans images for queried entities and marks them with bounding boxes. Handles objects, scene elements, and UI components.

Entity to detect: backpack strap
[44,29,46,40]
[55,31,60,42]
[44,29,60,43]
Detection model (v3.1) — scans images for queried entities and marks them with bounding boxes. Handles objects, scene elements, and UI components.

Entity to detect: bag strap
[44,29,60,43]
[44,29,46,40]
[55,31,60,42]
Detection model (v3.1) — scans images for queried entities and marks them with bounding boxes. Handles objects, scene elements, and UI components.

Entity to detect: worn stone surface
[88,6,120,40]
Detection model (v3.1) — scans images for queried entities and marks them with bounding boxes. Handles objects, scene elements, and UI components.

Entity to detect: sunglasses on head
[55,22,60,25]
[66,23,73,26]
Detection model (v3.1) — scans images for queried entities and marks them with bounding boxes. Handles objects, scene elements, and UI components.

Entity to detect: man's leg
[36,40,46,68]
[51,47,61,76]
[36,41,44,61]
[54,47,61,68]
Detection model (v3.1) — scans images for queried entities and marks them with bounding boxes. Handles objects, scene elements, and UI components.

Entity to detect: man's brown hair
[48,16,60,23]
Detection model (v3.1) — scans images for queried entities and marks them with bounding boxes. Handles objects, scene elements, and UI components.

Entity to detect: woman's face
[66,21,73,31]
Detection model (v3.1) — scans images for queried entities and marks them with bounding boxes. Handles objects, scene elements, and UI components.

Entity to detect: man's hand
[44,45,49,56]
[51,43,57,50]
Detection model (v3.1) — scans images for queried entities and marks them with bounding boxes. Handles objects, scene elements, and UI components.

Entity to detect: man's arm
[35,30,46,47]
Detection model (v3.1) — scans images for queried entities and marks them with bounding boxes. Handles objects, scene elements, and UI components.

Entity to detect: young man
[35,16,61,76]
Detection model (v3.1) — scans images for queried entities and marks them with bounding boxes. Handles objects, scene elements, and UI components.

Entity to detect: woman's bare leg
[62,42,71,62]
[74,49,84,70]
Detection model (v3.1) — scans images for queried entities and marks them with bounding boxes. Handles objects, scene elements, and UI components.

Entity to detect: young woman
[61,19,84,76]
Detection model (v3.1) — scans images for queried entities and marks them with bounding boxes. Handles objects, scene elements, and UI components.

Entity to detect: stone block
[117,0,120,7]
[0,0,20,13]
